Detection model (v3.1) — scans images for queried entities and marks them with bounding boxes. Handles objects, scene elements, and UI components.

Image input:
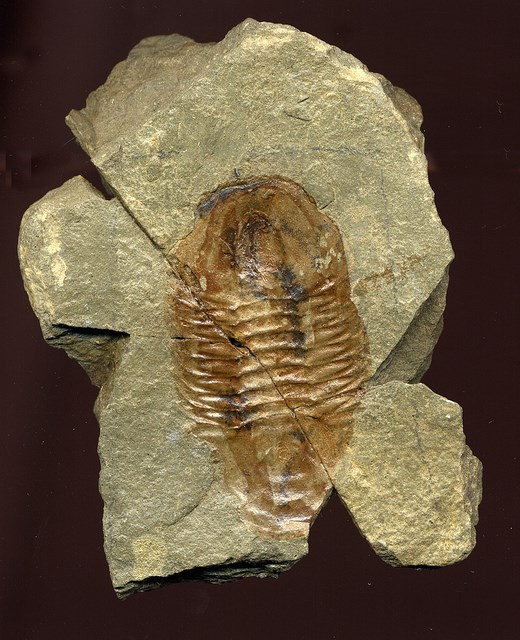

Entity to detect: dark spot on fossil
[277,265,309,303]
[220,393,243,407]
[228,336,245,349]
[291,429,306,444]
[291,330,307,357]
[223,408,248,428]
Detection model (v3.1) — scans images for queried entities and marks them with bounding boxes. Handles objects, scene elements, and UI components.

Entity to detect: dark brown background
[1,1,518,638]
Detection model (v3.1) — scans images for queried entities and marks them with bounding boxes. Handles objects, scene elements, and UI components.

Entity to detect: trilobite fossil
[170,176,369,537]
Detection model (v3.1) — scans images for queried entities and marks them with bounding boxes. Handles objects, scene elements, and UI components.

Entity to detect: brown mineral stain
[353,254,424,297]
[170,176,369,539]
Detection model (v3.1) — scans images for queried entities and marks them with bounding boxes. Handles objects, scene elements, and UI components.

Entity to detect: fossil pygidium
[170,176,369,538]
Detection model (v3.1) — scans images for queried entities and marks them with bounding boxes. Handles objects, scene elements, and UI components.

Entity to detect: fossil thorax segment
[170,176,369,537]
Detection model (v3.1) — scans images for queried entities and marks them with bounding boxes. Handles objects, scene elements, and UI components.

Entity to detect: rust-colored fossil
[170,177,369,538]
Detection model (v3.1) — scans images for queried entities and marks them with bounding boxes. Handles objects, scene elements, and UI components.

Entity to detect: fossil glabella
[18,19,482,598]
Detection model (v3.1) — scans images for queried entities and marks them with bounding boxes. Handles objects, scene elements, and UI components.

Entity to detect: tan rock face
[333,382,482,567]
[18,19,482,597]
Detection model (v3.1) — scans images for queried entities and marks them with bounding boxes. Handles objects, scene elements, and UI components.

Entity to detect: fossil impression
[172,176,368,537]
[18,19,482,597]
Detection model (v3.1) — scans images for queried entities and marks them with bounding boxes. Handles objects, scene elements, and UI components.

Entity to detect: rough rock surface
[333,382,482,566]
[19,19,482,597]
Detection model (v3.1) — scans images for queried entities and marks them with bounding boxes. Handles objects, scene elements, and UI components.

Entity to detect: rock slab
[19,19,482,597]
